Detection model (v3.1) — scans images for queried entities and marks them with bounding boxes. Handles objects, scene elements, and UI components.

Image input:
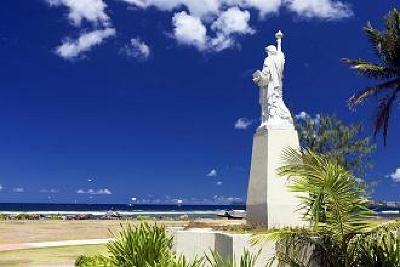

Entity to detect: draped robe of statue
[253,43,293,129]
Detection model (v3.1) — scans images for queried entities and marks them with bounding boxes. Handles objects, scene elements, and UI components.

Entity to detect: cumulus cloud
[234,117,253,130]
[121,0,220,18]
[172,7,255,52]
[173,11,208,50]
[121,0,352,52]
[285,0,353,20]
[56,28,116,59]
[47,0,353,57]
[207,169,217,177]
[212,195,243,204]
[121,38,151,61]
[12,187,24,193]
[212,7,254,35]
[295,111,310,120]
[295,112,321,125]
[388,169,400,182]
[216,181,223,186]
[40,188,60,193]
[76,188,112,194]
[47,0,110,27]
[47,0,115,59]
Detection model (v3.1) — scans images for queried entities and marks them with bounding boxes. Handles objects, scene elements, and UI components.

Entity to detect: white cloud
[121,0,220,18]
[212,7,254,35]
[172,7,255,52]
[207,7,255,51]
[121,38,151,61]
[0,184,3,191]
[121,0,352,52]
[212,195,243,204]
[295,111,310,120]
[56,28,116,59]
[76,188,112,194]
[12,187,24,193]
[285,0,353,20]
[40,188,60,193]
[234,117,253,130]
[47,0,110,27]
[388,169,400,182]
[216,181,223,186]
[173,11,208,50]
[207,169,217,177]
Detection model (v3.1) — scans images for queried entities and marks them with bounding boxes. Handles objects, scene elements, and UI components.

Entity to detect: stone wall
[172,229,276,267]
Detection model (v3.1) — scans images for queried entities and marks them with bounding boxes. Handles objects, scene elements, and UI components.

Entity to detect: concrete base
[246,127,305,228]
[173,229,275,266]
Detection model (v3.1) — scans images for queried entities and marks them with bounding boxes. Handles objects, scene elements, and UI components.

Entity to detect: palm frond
[373,88,399,146]
[344,8,400,145]
[348,78,400,109]
[341,58,397,79]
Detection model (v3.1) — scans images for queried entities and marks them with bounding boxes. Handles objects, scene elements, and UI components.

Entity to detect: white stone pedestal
[246,127,305,228]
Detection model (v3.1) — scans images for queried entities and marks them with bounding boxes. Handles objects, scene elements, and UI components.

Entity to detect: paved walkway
[0,238,111,252]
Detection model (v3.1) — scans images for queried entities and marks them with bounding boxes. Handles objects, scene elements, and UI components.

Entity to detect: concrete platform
[172,229,276,266]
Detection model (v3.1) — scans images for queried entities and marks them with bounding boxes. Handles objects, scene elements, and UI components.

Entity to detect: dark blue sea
[0,203,246,216]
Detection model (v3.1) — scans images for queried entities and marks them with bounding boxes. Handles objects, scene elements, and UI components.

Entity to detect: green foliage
[0,213,7,221]
[204,249,261,267]
[107,223,173,266]
[75,223,201,267]
[15,213,29,220]
[50,214,63,220]
[75,255,113,267]
[295,114,375,175]
[278,148,372,235]
[342,8,400,145]
[349,221,400,267]
[136,215,153,221]
[255,149,399,267]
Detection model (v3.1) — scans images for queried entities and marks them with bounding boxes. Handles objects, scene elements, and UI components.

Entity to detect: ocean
[0,203,246,217]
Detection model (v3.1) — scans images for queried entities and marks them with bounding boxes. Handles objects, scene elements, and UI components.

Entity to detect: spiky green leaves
[342,8,400,145]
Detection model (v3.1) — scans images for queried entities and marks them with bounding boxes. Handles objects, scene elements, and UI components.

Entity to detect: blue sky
[0,0,399,204]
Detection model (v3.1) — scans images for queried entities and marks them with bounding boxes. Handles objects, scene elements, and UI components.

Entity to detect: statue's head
[265,45,277,56]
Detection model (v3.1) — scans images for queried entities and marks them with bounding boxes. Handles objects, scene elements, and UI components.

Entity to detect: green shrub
[15,213,28,220]
[50,214,63,220]
[136,215,153,221]
[107,223,173,266]
[205,249,261,267]
[75,255,112,266]
[349,221,400,267]
[0,213,7,221]
[75,223,204,267]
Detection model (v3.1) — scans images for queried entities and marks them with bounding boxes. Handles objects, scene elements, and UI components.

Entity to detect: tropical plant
[255,149,400,267]
[342,8,400,146]
[204,249,261,267]
[107,223,174,266]
[254,149,372,266]
[348,221,400,267]
[75,255,112,267]
[279,148,371,232]
[295,113,375,175]
[75,223,201,267]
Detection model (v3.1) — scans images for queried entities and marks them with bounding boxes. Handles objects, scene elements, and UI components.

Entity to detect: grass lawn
[0,244,107,267]
[0,219,240,244]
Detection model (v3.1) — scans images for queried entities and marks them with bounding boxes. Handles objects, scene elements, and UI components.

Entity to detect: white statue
[253,30,293,129]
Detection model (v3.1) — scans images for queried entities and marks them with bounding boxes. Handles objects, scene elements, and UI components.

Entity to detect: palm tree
[342,8,400,146]
[254,149,400,267]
